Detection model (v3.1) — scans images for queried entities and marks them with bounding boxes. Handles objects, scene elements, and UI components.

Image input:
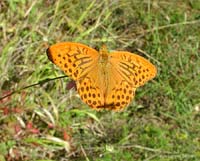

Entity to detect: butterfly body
[47,42,156,111]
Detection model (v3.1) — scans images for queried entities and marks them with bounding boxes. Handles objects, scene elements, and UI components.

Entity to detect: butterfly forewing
[109,51,157,88]
[47,42,99,81]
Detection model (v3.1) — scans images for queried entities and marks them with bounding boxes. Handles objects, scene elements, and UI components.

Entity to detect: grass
[0,0,200,160]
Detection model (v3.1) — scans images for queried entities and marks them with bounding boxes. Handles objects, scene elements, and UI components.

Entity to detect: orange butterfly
[47,42,156,111]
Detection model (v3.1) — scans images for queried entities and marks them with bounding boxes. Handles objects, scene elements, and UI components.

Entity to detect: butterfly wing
[47,42,105,109]
[105,79,137,111]
[76,75,105,110]
[47,42,99,81]
[104,51,157,111]
[109,51,157,87]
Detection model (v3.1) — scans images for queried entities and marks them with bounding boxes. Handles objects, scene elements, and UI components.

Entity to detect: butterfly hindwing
[77,76,104,110]
[105,80,136,111]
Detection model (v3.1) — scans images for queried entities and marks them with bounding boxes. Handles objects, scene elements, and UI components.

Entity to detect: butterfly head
[99,45,109,60]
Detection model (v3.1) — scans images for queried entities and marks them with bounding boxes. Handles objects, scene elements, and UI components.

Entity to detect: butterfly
[46,42,157,111]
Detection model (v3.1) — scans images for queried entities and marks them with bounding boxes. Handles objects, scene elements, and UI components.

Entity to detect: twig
[80,145,90,161]
[124,19,200,47]
[0,75,67,101]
